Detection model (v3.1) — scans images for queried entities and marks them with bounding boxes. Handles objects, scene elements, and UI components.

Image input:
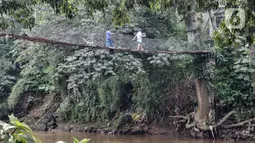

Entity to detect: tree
[0,0,217,30]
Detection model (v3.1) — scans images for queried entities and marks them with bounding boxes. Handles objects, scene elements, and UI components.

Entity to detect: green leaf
[8,114,42,143]
[233,64,241,69]
[38,85,46,90]
[8,136,15,143]
[2,123,16,132]
[244,75,250,81]
[241,58,250,64]
[73,137,79,143]
[239,67,248,72]
[237,74,245,79]
[79,139,90,143]
[43,66,54,74]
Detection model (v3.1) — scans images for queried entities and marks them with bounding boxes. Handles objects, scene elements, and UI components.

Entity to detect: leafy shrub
[0,114,41,143]
[98,76,133,119]
[0,38,18,108]
[214,23,255,117]
[0,115,90,143]
[7,44,63,109]
[8,79,29,109]
[55,49,146,122]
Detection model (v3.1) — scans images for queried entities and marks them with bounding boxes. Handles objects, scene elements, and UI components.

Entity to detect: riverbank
[15,93,255,141]
[29,121,173,136]
[28,121,255,141]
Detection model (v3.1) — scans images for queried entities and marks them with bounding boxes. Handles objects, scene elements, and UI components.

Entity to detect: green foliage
[55,49,145,122]
[0,114,41,143]
[114,113,132,130]
[0,0,195,124]
[0,0,224,30]
[0,0,36,30]
[0,0,78,30]
[2,0,248,126]
[112,1,130,27]
[0,115,90,143]
[0,38,18,117]
[132,54,194,120]
[7,43,64,109]
[0,38,17,100]
[133,8,186,39]
[53,46,195,123]
[98,76,133,119]
[8,79,27,109]
[73,137,90,143]
[213,1,255,115]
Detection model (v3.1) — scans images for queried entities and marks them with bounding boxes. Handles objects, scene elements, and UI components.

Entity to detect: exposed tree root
[186,122,196,129]
[214,111,236,128]
[185,113,196,129]
[168,115,189,120]
[222,117,255,129]
[170,110,255,131]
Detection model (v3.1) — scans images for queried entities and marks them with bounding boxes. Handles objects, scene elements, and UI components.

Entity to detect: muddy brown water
[35,132,249,143]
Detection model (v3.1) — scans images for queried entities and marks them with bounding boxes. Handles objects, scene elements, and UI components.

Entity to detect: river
[35,132,246,143]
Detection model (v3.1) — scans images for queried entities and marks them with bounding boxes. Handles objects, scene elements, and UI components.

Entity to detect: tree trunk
[195,79,210,123]
[185,9,211,125]
[185,11,197,42]
[208,9,217,37]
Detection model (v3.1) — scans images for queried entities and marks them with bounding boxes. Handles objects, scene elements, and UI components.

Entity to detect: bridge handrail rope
[0,32,212,55]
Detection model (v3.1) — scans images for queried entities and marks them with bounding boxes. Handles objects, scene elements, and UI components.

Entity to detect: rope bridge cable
[0,32,213,55]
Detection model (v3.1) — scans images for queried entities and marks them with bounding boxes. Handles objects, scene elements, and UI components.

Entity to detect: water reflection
[35,131,241,143]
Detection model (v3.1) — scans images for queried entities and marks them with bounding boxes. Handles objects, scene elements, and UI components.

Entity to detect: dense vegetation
[1,2,192,122]
[0,0,255,140]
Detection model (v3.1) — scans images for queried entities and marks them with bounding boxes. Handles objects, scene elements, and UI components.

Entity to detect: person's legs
[140,43,143,50]
[106,40,114,48]
[107,40,114,54]
[106,40,110,47]
[109,39,114,47]
[137,42,143,50]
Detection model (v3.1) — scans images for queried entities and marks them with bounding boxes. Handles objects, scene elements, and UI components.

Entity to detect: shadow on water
[35,131,242,143]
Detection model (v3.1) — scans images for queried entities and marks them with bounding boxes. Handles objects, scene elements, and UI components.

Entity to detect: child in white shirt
[132,30,146,50]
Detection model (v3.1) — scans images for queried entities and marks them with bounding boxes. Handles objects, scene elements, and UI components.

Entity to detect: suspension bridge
[0,32,213,55]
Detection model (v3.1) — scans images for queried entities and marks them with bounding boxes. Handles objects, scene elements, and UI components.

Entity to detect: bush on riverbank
[0,115,90,143]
